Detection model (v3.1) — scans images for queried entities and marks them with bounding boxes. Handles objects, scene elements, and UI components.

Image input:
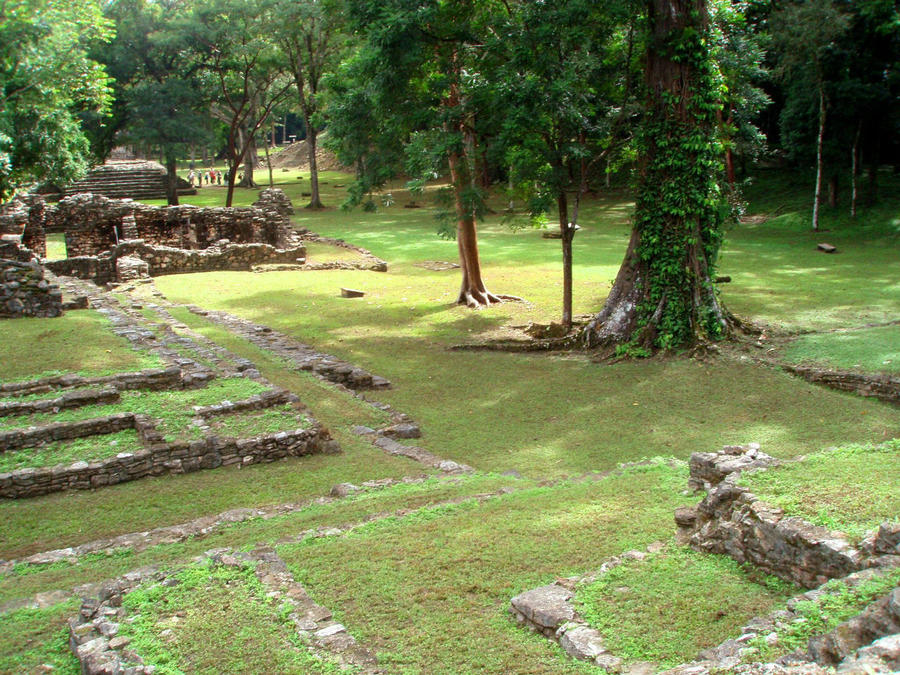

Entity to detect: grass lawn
[280,462,694,675]
[575,545,796,668]
[778,325,900,374]
[0,599,79,674]
[0,310,162,382]
[739,440,900,543]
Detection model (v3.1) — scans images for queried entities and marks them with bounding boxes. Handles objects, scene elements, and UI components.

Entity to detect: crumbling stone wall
[45,239,307,285]
[1,258,62,318]
[674,444,878,588]
[40,189,297,258]
[1,195,47,257]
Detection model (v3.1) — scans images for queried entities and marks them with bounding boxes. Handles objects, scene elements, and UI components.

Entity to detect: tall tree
[494,0,640,330]
[332,0,514,307]
[101,0,212,205]
[584,0,728,352]
[0,0,113,200]
[191,0,292,206]
[272,0,347,209]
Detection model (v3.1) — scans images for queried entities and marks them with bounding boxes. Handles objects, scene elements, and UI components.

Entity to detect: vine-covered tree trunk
[583,0,727,352]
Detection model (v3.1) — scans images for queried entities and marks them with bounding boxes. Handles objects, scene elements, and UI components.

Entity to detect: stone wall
[0,367,184,397]
[39,189,298,258]
[0,422,333,499]
[783,364,900,405]
[1,258,63,318]
[675,444,876,588]
[0,387,119,418]
[45,239,307,284]
[0,412,137,452]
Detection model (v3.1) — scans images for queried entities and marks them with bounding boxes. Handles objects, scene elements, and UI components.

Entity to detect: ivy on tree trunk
[584,0,728,353]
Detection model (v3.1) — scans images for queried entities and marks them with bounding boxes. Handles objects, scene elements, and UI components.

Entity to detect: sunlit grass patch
[0,310,163,383]
[779,325,900,374]
[576,545,796,668]
[739,440,900,543]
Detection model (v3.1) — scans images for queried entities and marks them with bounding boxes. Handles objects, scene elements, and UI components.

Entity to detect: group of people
[187,169,223,187]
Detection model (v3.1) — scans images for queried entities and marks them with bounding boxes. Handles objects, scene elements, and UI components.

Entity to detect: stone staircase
[63,160,196,200]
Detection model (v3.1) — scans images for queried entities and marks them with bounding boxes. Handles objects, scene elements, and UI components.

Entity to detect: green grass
[0,599,80,675]
[739,440,900,543]
[0,429,142,472]
[0,473,526,605]
[748,566,900,662]
[0,310,163,383]
[278,462,694,675]
[779,325,900,374]
[576,545,796,668]
[44,233,67,260]
[304,240,367,263]
[118,561,342,675]
[206,403,309,438]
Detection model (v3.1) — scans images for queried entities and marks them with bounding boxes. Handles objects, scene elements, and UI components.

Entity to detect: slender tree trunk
[583,0,727,351]
[264,143,274,188]
[828,173,838,208]
[164,152,179,206]
[850,121,861,218]
[282,114,287,145]
[306,124,324,209]
[558,192,573,331]
[812,84,826,231]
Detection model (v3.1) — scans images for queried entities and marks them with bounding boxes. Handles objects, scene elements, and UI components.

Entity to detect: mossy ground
[0,168,897,673]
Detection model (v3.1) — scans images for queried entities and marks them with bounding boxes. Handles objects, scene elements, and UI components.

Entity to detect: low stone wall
[0,423,334,499]
[783,364,900,405]
[1,258,63,318]
[45,239,307,284]
[0,367,184,397]
[0,387,119,418]
[0,412,136,452]
[191,387,296,417]
[675,444,876,589]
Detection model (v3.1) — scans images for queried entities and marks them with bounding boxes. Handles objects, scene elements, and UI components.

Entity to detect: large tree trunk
[306,125,324,209]
[238,129,258,188]
[164,152,179,206]
[583,0,727,351]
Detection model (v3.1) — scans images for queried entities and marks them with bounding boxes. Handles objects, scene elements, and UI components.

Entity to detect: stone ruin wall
[1,187,297,261]
[0,240,62,319]
[49,188,296,258]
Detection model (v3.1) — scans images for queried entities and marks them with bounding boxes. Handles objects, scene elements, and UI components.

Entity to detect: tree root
[456,290,524,308]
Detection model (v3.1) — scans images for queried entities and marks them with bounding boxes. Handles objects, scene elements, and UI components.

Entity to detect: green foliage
[749,566,900,661]
[576,545,796,667]
[0,0,113,199]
